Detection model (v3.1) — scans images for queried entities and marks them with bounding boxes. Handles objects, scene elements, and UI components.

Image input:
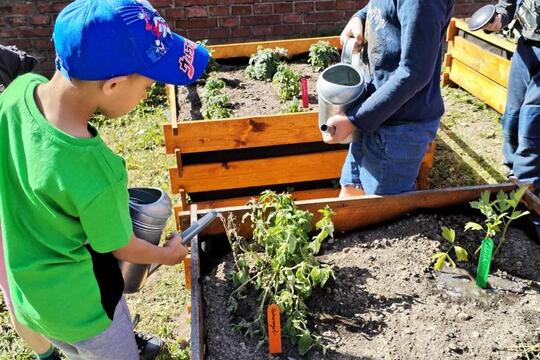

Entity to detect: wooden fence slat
[163,112,321,155]
[452,36,510,88]
[169,150,347,194]
[179,184,518,237]
[454,18,517,53]
[449,59,507,113]
[175,187,340,211]
[208,36,341,59]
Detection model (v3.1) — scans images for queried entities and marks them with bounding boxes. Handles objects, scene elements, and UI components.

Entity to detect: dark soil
[176,56,322,121]
[202,208,540,360]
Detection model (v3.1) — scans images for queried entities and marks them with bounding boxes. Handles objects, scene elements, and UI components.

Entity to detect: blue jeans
[340,119,439,195]
[502,37,540,189]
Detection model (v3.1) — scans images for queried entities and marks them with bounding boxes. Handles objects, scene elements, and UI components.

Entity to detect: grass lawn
[0,83,505,359]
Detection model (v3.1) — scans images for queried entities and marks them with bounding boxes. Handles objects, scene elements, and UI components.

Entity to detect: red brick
[220,17,240,27]
[240,15,280,26]
[274,3,293,13]
[13,2,36,13]
[231,5,252,15]
[251,25,273,36]
[210,6,229,16]
[165,8,186,19]
[187,7,208,18]
[30,15,51,25]
[283,14,302,23]
[175,18,217,29]
[316,1,335,11]
[294,2,314,13]
[6,16,27,26]
[253,3,273,14]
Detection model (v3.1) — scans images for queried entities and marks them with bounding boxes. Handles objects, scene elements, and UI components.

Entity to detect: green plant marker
[476,237,494,288]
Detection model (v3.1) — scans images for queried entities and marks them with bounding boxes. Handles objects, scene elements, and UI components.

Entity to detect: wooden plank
[209,36,341,59]
[449,59,507,113]
[454,18,516,53]
[179,184,518,237]
[189,205,205,360]
[166,84,178,135]
[163,111,320,155]
[175,187,340,211]
[452,36,510,88]
[446,18,458,43]
[169,150,347,194]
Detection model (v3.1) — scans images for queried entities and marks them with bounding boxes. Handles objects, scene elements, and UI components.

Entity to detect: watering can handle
[148,210,219,275]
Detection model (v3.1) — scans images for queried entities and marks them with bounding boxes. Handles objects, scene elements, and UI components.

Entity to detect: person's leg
[48,297,161,360]
[339,140,366,198]
[0,224,58,359]
[502,38,533,176]
[360,119,439,195]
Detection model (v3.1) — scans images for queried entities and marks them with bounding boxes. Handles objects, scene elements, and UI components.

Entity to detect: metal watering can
[317,38,368,143]
[120,187,218,293]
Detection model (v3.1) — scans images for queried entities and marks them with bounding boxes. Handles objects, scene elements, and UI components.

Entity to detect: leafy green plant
[224,191,335,355]
[201,76,232,119]
[272,63,301,101]
[431,226,469,271]
[281,97,303,113]
[246,47,288,81]
[308,41,339,71]
[465,186,529,258]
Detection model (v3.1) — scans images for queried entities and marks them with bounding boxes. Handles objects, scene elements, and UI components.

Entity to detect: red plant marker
[300,77,309,108]
[267,304,282,354]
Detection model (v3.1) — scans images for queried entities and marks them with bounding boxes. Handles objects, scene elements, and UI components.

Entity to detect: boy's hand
[322,114,355,144]
[340,17,364,46]
[162,233,189,265]
[482,13,503,33]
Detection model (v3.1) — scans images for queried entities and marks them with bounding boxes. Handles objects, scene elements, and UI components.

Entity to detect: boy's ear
[101,76,129,95]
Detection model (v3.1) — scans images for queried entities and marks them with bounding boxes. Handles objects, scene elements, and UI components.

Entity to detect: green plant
[224,191,335,355]
[465,186,529,258]
[201,76,232,119]
[246,47,288,81]
[281,97,302,113]
[431,226,469,271]
[272,63,301,101]
[308,41,339,71]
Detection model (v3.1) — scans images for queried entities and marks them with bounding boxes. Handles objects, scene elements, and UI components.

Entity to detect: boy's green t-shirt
[0,74,133,342]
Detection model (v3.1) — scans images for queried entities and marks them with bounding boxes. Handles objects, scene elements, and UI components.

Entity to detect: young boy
[323,0,454,196]
[0,0,209,359]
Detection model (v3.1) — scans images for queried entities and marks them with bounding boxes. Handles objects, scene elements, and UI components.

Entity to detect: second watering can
[317,38,368,143]
[120,187,172,294]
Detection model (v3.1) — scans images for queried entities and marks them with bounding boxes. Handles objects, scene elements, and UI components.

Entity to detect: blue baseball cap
[52,0,209,85]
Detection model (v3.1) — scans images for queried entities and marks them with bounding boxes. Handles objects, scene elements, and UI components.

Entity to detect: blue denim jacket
[348,0,454,133]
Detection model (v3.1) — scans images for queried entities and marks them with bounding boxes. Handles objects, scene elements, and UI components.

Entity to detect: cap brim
[138,32,209,85]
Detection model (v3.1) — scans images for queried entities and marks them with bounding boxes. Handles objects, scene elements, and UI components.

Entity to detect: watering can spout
[145,210,220,278]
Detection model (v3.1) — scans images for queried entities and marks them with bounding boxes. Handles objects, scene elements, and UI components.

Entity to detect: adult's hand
[483,13,503,32]
[322,114,355,144]
[340,17,364,46]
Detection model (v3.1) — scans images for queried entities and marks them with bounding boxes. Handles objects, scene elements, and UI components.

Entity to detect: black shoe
[42,348,62,360]
[135,331,163,360]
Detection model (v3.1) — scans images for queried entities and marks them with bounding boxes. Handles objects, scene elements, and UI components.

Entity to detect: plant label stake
[476,237,494,288]
[267,304,282,354]
[301,77,309,108]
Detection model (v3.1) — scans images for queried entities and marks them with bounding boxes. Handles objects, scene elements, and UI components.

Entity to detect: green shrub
[308,41,339,71]
[281,97,303,113]
[272,63,301,101]
[201,76,231,119]
[246,47,288,81]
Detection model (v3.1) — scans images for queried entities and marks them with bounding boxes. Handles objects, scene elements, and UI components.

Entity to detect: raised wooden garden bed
[163,36,436,218]
[181,183,540,359]
[443,18,516,114]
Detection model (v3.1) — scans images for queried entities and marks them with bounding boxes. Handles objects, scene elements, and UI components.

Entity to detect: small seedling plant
[465,186,529,258]
[201,76,232,119]
[431,226,469,271]
[272,63,301,101]
[281,97,302,113]
[224,191,335,355]
[308,41,340,71]
[246,47,288,81]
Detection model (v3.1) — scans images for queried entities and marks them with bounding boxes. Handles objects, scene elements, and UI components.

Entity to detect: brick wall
[0,0,494,76]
